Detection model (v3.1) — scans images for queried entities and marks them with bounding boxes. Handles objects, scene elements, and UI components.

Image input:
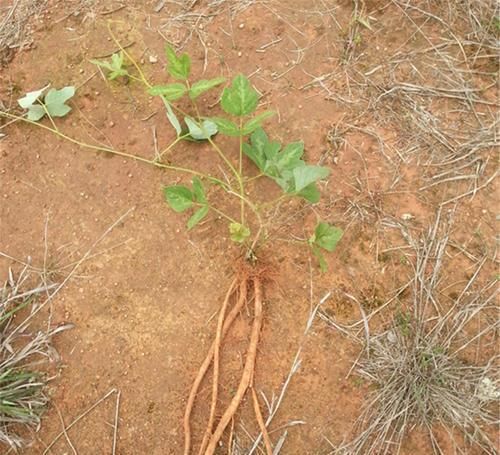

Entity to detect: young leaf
[184,117,218,140]
[221,74,258,117]
[163,185,193,212]
[276,142,304,171]
[148,83,187,101]
[25,105,46,121]
[165,45,191,80]
[293,165,330,192]
[189,77,225,99]
[44,87,75,117]
[242,110,275,135]
[312,222,343,252]
[90,53,128,80]
[229,223,251,243]
[211,117,240,137]
[187,205,209,230]
[192,177,207,203]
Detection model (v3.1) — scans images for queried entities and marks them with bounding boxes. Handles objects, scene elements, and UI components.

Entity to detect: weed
[0,266,69,449]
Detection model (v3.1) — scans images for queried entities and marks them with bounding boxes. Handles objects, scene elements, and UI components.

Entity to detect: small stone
[238,23,244,29]
[109,121,115,127]
[237,51,242,57]
[401,213,414,221]
[148,55,158,63]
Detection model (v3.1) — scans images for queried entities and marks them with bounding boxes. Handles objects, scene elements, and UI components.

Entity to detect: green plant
[2,32,343,455]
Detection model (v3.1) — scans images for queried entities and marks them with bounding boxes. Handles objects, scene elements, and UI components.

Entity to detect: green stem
[239,118,245,224]
[157,134,190,160]
[0,111,228,188]
[208,205,237,224]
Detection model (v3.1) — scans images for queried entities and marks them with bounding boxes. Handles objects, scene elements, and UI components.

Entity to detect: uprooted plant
[1,26,343,454]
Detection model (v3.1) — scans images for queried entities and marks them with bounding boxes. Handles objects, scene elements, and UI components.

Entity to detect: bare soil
[0,0,498,454]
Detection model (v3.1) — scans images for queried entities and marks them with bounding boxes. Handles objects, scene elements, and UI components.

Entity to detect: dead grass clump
[333,211,499,454]
[0,0,47,65]
[0,264,70,449]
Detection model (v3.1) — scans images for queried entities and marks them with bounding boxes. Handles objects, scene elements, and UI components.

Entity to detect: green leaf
[211,117,240,136]
[242,110,275,135]
[184,117,218,140]
[277,142,304,170]
[164,101,182,136]
[187,205,209,230]
[163,185,193,212]
[297,183,321,203]
[26,105,45,121]
[312,222,343,252]
[192,177,206,203]
[221,74,259,117]
[242,128,269,171]
[312,245,328,272]
[165,45,191,80]
[229,223,251,243]
[189,77,226,99]
[148,83,187,101]
[293,165,330,192]
[44,86,75,117]
[17,87,47,109]
[90,53,128,80]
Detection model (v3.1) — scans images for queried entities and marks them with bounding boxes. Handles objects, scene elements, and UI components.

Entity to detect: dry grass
[0,264,71,450]
[326,209,499,454]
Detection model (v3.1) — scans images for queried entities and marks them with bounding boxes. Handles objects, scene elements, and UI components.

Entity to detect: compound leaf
[221,74,258,117]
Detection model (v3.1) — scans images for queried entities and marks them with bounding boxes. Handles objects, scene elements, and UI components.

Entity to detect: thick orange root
[204,277,263,455]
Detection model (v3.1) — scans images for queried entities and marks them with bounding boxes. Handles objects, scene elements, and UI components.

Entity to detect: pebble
[238,51,242,57]
[238,23,244,29]
[149,55,158,63]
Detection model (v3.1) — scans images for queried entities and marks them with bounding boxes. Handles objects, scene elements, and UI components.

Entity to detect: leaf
[189,77,225,99]
[164,101,182,136]
[297,183,321,203]
[229,223,251,243]
[192,177,206,203]
[187,205,209,230]
[90,53,128,80]
[292,165,330,192]
[44,86,75,117]
[242,128,269,171]
[17,87,47,109]
[211,117,240,136]
[312,245,328,273]
[276,141,304,171]
[184,117,218,140]
[165,45,191,80]
[221,74,259,117]
[312,222,343,252]
[26,105,46,121]
[149,83,187,101]
[242,110,276,135]
[163,185,193,212]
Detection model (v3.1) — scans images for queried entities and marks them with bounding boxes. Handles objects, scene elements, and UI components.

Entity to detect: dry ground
[0,0,498,454]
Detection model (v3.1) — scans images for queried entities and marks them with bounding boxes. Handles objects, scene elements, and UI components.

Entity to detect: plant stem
[157,134,190,160]
[239,118,245,224]
[0,111,228,188]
